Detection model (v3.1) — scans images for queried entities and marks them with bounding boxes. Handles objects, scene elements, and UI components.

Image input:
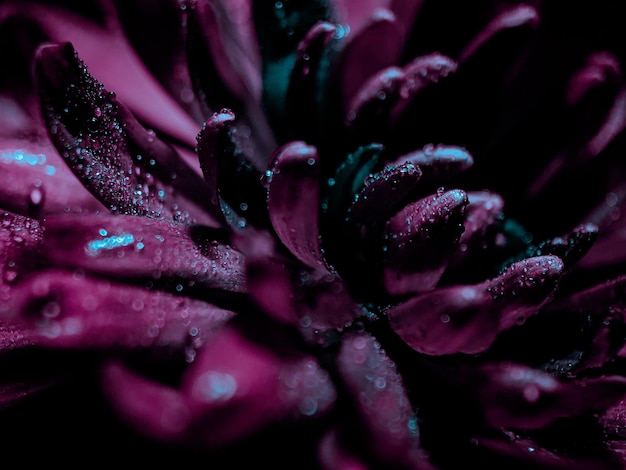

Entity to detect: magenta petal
[7,2,201,149]
[333,9,404,112]
[388,144,474,186]
[446,191,505,277]
[42,213,246,296]
[344,66,405,142]
[246,257,299,326]
[11,270,235,350]
[475,432,612,470]
[107,337,340,459]
[185,0,260,105]
[387,255,564,355]
[267,141,327,269]
[389,53,458,133]
[102,361,191,442]
[196,109,269,230]
[0,138,106,217]
[473,362,626,430]
[336,331,427,467]
[318,428,369,470]
[286,22,338,143]
[458,4,539,65]
[382,189,468,296]
[0,211,43,293]
[348,162,422,229]
[35,42,214,225]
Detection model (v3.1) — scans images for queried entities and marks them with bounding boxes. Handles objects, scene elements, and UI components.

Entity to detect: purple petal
[332,9,404,112]
[286,22,339,143]
[382,189,468,296]
[389,53,458,131]
[246,256,299,326]
[388,144,473,186]
[348,162,422,230]
[10,269,236,351]
[184,0,260,105]
[4,2,202,150]
[475,432,614,470]
[196,109,269,230]
[333,0,391,36]
[344,66,405,142]
[458,4,540,65]
[35,42,214,225]
[103,327,335,448]
[0,211,43,291]
[42,213,246,296]
[318,428,369,470]
[336,331,427,467]
[445,191,505,279]
[0,138,106,217]
[387,255,564,355]
[267,141,327,269]
[473,362,626,430]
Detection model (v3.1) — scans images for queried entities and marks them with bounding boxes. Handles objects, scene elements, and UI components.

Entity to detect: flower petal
[382,189,468,296]
[332,9,404,113]
[286,21,338,144]
[196,109,269,230]
[0,211,43,290]
[336,331,427,467]
[42,213,246,298]
[35,42,215,225]
[472,362,626,430]
[10,269,235,351]
[387,255,564,355]
[105,326,336,448]
[267,141,327,269]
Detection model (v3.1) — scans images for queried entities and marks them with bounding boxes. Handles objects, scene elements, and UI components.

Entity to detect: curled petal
[333,9,404,112]
[471,362,626,430]
[10,270,235,351]
[348,162,422,230]
[267,141,327,269]
[35,42,213,225]
[445,191,505,281]
[387,255,564,355]
[286,21,338,143]
[42,213,246,297]
[196,109,268,230]
[458,4,539,65]
[388,144,473,187]
[383,189,468,296]
[345,66,405,143]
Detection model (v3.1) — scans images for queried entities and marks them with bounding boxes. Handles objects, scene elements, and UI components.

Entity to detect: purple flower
[2,1,626,468]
